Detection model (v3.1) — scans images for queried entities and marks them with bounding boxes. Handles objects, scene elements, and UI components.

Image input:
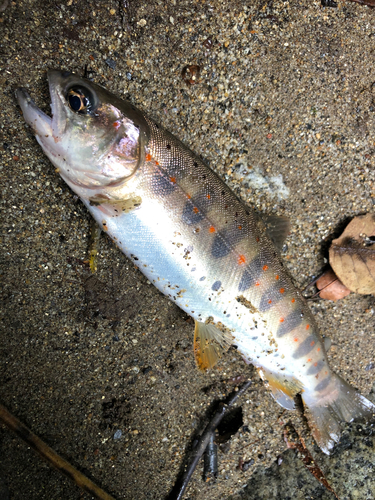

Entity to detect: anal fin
[194,321,233,372]
[257,367,301,410]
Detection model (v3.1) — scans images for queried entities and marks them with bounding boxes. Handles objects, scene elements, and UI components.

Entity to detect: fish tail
[302,374,375,454]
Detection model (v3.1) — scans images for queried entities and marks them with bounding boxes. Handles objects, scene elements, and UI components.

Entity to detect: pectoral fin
[89,194,142,217]
[194,320,233,372]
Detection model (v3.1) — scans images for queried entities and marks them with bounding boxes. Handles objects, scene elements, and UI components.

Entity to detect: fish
[16,70,374,454]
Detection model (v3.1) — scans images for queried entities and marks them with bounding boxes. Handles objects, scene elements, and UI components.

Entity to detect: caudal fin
[302,374,375,454]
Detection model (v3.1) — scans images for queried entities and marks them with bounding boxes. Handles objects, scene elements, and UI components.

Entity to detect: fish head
[16,70,149,197]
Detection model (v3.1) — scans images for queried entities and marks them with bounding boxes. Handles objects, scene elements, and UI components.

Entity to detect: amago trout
[16,70,374,454]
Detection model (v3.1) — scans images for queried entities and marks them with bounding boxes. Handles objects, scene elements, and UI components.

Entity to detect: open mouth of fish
[16,70,61,141]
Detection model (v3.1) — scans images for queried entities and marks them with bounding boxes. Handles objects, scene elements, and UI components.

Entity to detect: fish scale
[16,70,374,454]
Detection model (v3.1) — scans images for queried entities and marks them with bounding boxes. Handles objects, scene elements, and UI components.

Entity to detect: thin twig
[307,277,338,300]
[167,379,252,500]
[0,403,116,500]
[284,422,340,500]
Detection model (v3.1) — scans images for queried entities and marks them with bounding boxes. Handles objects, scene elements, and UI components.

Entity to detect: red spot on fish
[209,226,216,233]
[263,265,268,271]
[279,317,284,323]
[256,237,260,242]
[206,194,211,199]
[291,298,295,303]
[275,275,280,280]
[306,325,310,330]
[170,176,176,184]
[193,207,199,214]
[268,299,272,304]
[238,255,246,265]
[113,120,121,130]
[310,340,315,347]
[155,161,160,166]
[280,288,285,294]
[146,153,152,161]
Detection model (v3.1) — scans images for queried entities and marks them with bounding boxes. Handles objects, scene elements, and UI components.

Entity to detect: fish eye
[66,86,94,114]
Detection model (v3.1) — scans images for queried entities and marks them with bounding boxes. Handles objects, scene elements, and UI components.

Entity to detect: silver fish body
[16,70,374,454]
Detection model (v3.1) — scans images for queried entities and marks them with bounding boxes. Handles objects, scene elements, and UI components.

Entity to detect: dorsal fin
[263,215,290,251]
[193,321,233,372]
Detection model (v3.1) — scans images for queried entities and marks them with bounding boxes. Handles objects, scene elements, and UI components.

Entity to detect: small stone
[105,58,116,70]
[113,429,122,440]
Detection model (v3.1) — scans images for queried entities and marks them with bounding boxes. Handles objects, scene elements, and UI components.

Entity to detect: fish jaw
[16,88,53,143]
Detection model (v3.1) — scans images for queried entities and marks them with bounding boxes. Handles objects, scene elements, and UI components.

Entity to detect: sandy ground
[1,0,375,499]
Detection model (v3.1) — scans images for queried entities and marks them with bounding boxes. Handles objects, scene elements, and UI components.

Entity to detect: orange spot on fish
[238,255,246,265]
[314,362,318,367]
[206,194,211,199]
[209,226,216,233]
[306,324,310,330]
[317,347,321,352]
[325,371,328,375]
[263,265,268,271]
[279,317,284,323]
[291,298,295,303]
[155,161,160,166]
[146,153,152,161]
[255,281,260,287]
[307,358,312,362]
[113,120,121,129]
[256,237,260,242]
[310,340,315,346]
[238,225,242,230]
[193,207,199,214]
[294,338,298,342]
[187,194,191,199]
[275,275,279,280]
[268,299,272,304]
[280,288,285,294]
[170,176,176,183]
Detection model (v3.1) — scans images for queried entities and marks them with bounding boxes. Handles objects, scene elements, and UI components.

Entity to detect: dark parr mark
[211,235,230,258]
[182,201,204,225]
[276,310,303,338]
[150,173,175,196]
[292,335,317,359]
[211,280,222,291]
[258,282,284,312]
[314,376,331,392]
[306,359,326,376]
[238,257,262,292]
[210,217,248,259]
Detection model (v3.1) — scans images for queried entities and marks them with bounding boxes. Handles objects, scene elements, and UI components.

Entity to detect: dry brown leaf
[316,268,351,301]
[329,213,375,294]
